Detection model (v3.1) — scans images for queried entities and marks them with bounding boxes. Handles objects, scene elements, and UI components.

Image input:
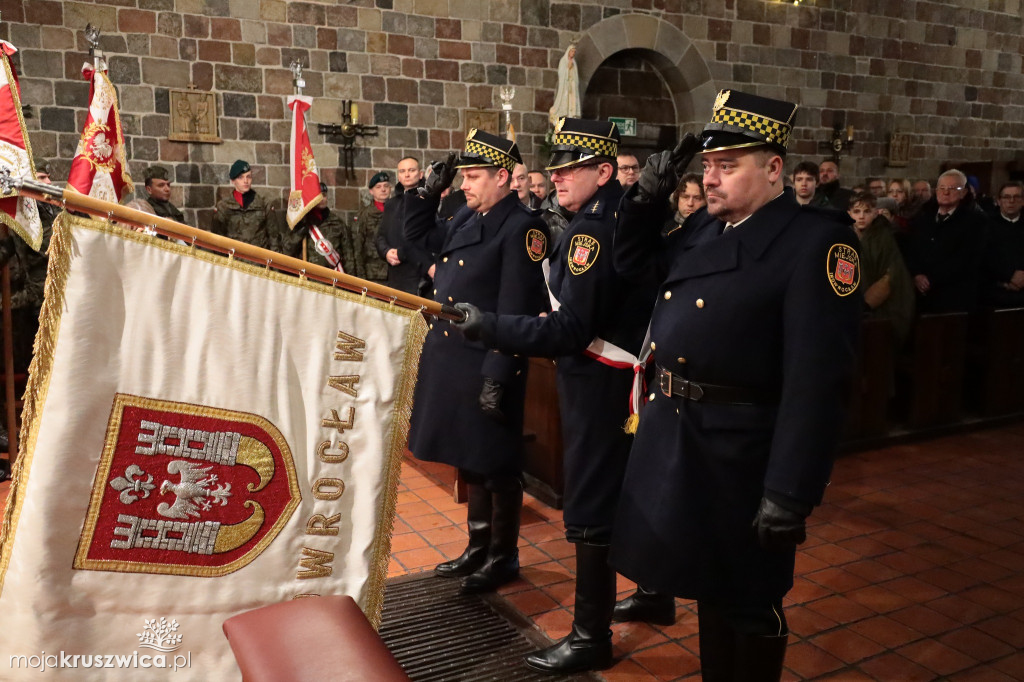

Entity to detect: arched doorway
[574,14,715,158]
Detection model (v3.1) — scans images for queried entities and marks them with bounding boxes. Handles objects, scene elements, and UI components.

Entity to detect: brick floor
[1,421,1023,680]
[385,422,1024,680]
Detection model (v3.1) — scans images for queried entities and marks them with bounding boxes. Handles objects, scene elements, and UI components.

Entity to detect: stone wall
[1,0,1021,227]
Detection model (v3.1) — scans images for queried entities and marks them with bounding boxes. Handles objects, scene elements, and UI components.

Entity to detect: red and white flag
[286,95,322,229]
[0,40,42,251]
[287,95,344,272]
[66,59,133,203]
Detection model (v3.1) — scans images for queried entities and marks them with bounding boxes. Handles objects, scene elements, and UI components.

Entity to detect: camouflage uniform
[149,197,185,224]
[348,201,388,282]
[280,207,350,272]
[211,191,282,251]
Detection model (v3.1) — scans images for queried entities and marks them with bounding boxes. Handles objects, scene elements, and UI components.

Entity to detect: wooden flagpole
[4,175,463,322]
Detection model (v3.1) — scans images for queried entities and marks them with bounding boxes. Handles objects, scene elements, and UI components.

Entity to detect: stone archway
[574,14,715,138]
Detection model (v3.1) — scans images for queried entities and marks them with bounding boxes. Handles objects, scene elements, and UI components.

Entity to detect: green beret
[230,159,251,180]
[368,171,390,189]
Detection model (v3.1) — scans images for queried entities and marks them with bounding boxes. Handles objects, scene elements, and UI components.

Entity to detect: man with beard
[454,119,658,674]
[402,130,549,597]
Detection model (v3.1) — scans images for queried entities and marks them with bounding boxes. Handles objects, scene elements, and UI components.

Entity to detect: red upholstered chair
[222,595,410,682]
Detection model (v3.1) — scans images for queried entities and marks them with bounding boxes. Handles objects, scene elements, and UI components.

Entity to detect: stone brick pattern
[0,0,1021,228]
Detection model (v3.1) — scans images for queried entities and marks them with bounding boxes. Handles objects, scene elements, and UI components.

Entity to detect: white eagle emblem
[156,460,232,520]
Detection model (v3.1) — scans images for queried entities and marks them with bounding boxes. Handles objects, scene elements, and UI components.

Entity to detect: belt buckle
[659,369,674,398]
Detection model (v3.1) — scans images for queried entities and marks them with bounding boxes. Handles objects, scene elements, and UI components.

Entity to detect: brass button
[648,393,656,401]
[429,324,434,329]
[458,259,464,266]
[448,296,453,302]
[696,298,705,308]
[444,331,449,336]
[443,257,448,263]
[677,357,687,364]
[650,342,657,351]
[433,289,437,295]
[664,291,672,300]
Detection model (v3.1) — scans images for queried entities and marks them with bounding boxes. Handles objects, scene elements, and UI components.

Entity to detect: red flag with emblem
[0,40,42,251]
[286,95,322,229]
[66,59,133,203]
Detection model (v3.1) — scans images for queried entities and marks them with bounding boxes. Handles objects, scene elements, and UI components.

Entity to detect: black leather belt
[657,366,778,405]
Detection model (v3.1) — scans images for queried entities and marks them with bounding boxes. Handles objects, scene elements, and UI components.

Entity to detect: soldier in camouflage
[345,171,391,283]
[143,165,186,225]
[211,160,283,251]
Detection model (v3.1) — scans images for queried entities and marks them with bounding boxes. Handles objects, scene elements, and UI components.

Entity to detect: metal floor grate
[380,573,599,682]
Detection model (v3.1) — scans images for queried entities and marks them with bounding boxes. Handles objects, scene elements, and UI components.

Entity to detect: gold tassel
[623,413,639,435]
[0,211,73,587]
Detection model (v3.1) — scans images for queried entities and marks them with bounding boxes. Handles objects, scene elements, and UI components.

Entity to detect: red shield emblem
[835,258,855,285]
[74,394,300,577]
[573,245,591,266]
[531,237,544,255]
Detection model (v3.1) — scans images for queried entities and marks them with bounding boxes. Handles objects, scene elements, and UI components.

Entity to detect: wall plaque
[169,89,221,143]
[464,109,500,139]
[888,132,910,168]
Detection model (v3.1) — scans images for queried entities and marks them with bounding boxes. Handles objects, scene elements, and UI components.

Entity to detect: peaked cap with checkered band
[545,117,620,171]
[456,128,522,173]
[701,90,798,156]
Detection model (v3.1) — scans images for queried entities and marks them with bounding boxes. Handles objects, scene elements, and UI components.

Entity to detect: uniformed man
[375,157,432,295]
[211,160,281,251]
[286,183,349,272]
[143,165,186,224]
[402,130,549,596]
[454,119,658,674]
[345,171,391,283]
[610,90,862,680]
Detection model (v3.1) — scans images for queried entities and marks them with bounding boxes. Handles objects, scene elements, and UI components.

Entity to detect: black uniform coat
[476,181,658,532]
[610,188,862,604]
[403,190,549,477]
[376,183,434,295]
[905,199,989,313]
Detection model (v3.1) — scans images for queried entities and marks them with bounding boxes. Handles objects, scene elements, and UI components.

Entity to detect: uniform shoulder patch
[826,243,860,296]
[567,233,600,275]
[526,228,547,262]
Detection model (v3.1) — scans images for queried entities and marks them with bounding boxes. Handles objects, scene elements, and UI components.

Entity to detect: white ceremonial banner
[0,215,426,680]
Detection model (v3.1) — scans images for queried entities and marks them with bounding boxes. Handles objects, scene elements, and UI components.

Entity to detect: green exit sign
[608,117,637,136]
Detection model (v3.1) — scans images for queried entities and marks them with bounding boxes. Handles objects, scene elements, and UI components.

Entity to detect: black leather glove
[752,496,807,551]
[452,302,484,341]
[668,133,700,176]
[479,377,506,424]
[634,133,699,205]
[421,152,458,199]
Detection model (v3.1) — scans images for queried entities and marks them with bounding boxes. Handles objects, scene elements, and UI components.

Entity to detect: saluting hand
[635,133,699,206]
[422,152,458,199]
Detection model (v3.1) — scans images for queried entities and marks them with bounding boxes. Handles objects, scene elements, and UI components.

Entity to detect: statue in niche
[549,41,581,126]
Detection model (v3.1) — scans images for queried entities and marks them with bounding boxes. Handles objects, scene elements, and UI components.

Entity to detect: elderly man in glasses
[905,168,989,313]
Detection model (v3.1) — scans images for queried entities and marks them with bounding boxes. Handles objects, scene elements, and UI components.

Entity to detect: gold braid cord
[0,211,72,587]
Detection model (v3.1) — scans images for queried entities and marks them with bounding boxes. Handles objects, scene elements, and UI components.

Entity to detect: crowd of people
[1,87,1020,679]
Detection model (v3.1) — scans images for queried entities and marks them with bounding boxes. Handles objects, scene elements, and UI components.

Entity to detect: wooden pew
[844,318,895,441]
[968,307,1024,416]
[521,357,564,508]
[897,313,970,429]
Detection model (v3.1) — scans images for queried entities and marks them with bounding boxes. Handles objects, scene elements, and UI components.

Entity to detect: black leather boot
[734,632,788,682]
[698,603,737,682]
[460,476,522,594]
[435,482,491,578]
[612,585,676,625]
[524,542,615,674]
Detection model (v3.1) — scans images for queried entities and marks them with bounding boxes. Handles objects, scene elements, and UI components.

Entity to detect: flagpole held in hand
[0,171,468,324]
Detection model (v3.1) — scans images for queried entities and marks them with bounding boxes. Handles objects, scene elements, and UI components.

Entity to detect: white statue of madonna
[548,42,581,125]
